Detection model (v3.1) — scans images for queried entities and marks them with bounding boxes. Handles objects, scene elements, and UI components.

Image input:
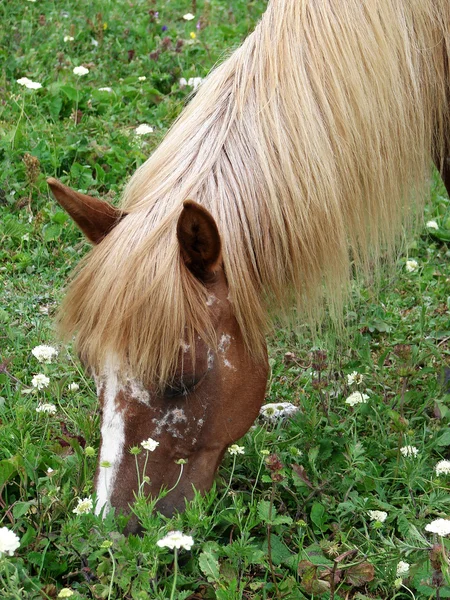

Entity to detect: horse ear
[47,178,126,244]
[177,200,222,278]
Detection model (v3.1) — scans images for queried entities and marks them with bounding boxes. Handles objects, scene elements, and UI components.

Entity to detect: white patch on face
[95,361,125,517]
[180,340,190,353]
[218,334,231,354]
[207,348,215,370]
[223,358,236,370]
[152,407,187,437]
[206,295,217,306]
[127,379,150,406]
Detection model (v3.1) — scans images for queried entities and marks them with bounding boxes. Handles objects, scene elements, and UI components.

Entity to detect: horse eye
[163,373,206,398]
[163,382,192,398]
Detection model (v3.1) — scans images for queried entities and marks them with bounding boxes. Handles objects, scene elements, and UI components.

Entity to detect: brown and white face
[48,179,269,534]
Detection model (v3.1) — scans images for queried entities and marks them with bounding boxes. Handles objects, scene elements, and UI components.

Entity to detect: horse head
[48,178,268,533]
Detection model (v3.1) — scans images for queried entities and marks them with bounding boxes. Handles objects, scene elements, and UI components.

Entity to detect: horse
[48,0,450,534]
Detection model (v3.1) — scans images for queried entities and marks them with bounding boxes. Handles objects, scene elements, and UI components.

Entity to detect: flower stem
[169,548,178,600]
[107,548,116,600]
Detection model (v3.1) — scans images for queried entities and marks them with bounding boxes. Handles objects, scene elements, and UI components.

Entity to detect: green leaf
[59,85,78,101]
[12,501,32,519]
[435,429,450,447]
[310,502,327,532]
[51,211,69,225]
[42,223,62,242]
[262,534,293,565]
[199,550,220,583]
[0,459,17,488]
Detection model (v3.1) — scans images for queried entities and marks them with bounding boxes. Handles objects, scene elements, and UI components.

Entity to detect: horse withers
[49,0,450,533]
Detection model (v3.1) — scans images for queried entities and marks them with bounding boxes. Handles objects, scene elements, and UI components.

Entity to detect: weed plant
[1,1,450,599]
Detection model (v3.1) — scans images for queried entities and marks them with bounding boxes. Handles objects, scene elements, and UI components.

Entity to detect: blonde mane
[59,0,450,386]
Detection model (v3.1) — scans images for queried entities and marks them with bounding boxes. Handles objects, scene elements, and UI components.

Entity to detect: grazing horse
[48,0,450,533]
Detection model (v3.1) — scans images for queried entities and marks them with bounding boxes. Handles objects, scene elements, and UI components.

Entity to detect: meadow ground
[1,1,450,598]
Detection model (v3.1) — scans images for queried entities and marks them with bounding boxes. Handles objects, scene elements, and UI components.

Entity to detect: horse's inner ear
[177,200,222,279]
[47,178,126,244]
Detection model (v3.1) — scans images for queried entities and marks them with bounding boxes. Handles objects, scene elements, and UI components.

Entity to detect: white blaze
[95,363,125,516]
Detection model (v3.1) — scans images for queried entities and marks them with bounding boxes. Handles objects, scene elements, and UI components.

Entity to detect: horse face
[95,266,268,532]
[48,180,269,533]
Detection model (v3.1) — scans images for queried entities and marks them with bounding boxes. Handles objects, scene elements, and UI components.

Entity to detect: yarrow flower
[73,497,93,515]
[405,259,418,273]
[0,527,20,556]
[435,460,450,476]
[259,402,298,423]
[17,77,42,90]
[36,403,57,415]
[345,391,369,406]
[396,561,410,577]
[426,220,439,230]
[179,77,203,91]
[68,383,79,392]
[157,530,194,550]
[32,345,58,363]
[141,437,159,451]
[31,373,50,390]
[57,589,74,598]
[400,445,419,458]
[347,371,363,385]
[135,124,154,135]
[183,13,195,21]
[73,65,89,76]
[368,510,388,523]
[228,444,245,455]
[425,518,450,536]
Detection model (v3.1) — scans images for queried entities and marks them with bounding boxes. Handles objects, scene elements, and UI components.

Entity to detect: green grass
[1,1,450,598]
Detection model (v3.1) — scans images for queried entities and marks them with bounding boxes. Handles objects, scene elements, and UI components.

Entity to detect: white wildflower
[47,467,55,475]
[426,220,439,230]
[58,589,74,598]
[259,402,299,423]
[187,77,202,91]
[91,38,99,47]
[228,444,245,455]
[347,371,363,386]
[68,383,79,392]
[179,77,188,88]
[138,76,146,81]
[98,87,113,92]
[400,445,419,458]
[157,530,194,550]
[345,391,369,406]
[31,373,50,390]
[141,438,159,452]
[17,77,42,90]
[183,13,195,21]
[0,527,20,557]
[36,403,57,415]
[135,124,154,135]
[368,510,387,523]
[73,497,93,515]
[396,561,410,577]
[405,259,418,273]
[425,518,450,536]
[73,66,89,76]
[32,345,58,363]
[436,460,450,476]
[63,35,74,42]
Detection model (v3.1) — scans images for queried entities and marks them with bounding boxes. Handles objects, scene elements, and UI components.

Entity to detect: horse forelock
[58,0,450,385]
